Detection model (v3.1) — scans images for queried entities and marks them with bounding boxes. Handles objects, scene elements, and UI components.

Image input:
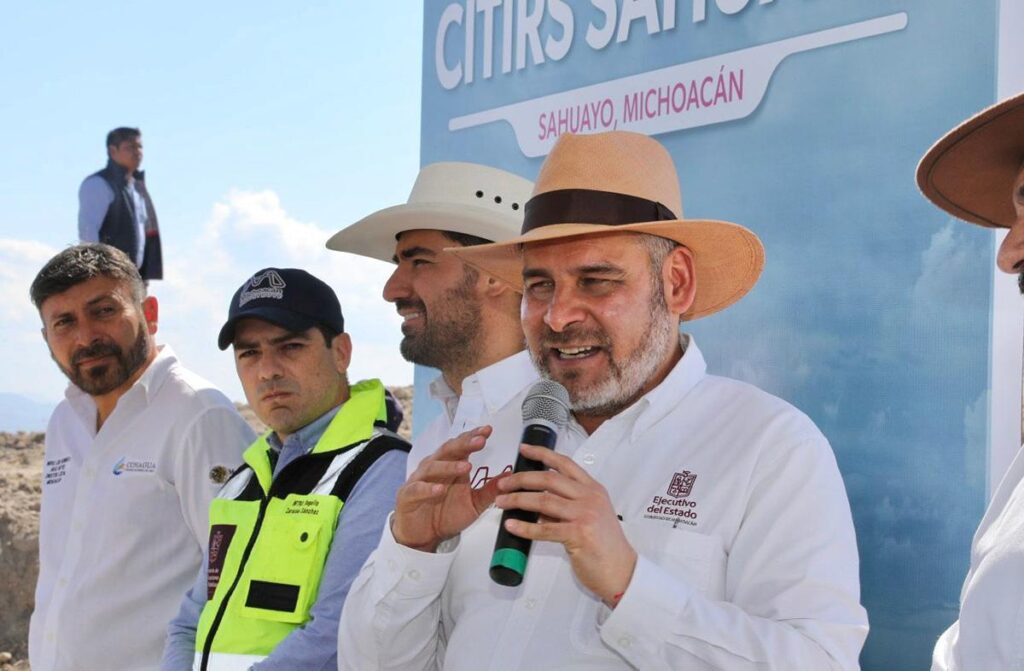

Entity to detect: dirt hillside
[0,386,412,669]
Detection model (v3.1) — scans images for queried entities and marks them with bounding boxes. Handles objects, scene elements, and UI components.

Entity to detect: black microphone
[490,379,571,587]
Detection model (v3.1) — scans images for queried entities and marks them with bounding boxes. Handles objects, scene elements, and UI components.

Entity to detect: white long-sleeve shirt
[932,444,1024,670]
[338,336,868,670]
[29,346,254,671]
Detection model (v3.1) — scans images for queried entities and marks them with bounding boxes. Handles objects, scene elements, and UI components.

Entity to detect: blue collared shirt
[160,404,406,671]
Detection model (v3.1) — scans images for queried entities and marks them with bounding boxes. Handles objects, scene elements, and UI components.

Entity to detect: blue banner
[418,2,999,667]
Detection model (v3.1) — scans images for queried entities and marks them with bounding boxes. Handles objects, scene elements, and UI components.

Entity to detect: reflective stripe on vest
[194,379,403,670]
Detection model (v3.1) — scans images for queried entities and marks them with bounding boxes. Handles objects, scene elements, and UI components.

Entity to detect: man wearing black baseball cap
[161,267,409,671]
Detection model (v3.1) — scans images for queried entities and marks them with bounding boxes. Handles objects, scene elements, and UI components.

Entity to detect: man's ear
[142,296,159,335]
[662,246,697,318]
[332,332,353,375]
[483,273,515,299]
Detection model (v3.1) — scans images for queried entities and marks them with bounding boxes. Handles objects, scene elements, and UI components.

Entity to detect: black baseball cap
[217,268,344,350]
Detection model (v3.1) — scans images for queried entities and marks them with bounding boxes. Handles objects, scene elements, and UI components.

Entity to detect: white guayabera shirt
[338,336,868,671]
[29,346,254,671]
[932,444,1024,671]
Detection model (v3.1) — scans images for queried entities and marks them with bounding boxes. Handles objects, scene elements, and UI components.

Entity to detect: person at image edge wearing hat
[28,244,253,671]
[338,131,868,670]
[920,92,1024,670]
[326,162,536,479]
[161,268,409,670]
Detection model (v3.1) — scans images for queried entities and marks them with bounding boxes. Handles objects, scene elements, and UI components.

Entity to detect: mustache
[71,341,122,366]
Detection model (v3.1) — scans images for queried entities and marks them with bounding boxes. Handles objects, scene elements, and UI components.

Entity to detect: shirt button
[408,569,421,581]
[618,635,633,648]
[582,453,596,465]
[524,598,536,610]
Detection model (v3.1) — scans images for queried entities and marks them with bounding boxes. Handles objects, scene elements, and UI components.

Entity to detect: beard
[58,325,150,396]
[397,268,483,372]
[531,288,679,418]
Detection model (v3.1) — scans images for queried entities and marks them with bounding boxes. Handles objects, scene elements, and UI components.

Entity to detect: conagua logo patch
[239,270,286,306]
[112,457,157,476]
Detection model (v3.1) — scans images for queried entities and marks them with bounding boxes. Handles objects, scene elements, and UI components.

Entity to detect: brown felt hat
[917,91,1024,228]
[449,131,765,320]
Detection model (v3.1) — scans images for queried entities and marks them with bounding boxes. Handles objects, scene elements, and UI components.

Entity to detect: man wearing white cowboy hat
[337,131,867,670]
[326,162,537,478]
[918,91,1024,671]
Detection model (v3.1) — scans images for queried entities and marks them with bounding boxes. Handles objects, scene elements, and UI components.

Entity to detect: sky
[0,2,422,405]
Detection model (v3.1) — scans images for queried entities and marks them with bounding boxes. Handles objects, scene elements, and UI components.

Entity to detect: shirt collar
[428,350,539,419]
[266,403,341,454]
[567,334,706,439]
[629,333,705,435]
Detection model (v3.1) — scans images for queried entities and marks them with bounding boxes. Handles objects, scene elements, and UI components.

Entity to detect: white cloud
[157,188,413,401]
[0,189,413,406]
[911,222,986,323]
[0,238,68,401]
[963,389,988,490]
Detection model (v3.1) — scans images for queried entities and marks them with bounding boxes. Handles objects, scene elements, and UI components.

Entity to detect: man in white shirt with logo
[326,162,536,478]
[338,131,868,670]
[28,243,254,670]
[919,91,1024,670]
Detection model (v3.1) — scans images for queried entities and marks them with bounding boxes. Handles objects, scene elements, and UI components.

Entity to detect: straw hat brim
[325,202,525,264]
[917,91,1024,228]
[448,219,764,320]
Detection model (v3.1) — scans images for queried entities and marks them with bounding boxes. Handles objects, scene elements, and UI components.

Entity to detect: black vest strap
[332,434,410,502]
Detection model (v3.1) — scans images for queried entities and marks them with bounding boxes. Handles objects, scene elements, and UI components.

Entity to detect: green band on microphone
[490,548,528,575]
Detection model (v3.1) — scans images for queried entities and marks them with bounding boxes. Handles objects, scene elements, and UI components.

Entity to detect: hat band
[522,188,678,233]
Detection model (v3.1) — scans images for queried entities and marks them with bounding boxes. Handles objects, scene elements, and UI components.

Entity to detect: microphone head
[522,379,571,428]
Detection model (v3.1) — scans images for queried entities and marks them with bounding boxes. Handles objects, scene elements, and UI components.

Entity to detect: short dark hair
[30,243,145,310]
[316,324,341,348]
[439,230,492,247]
[106,127,140,149]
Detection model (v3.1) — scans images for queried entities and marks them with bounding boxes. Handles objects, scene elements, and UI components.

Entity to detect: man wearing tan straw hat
[338,132,867,670]
[326,161,537,477]
[918,91,1024,671]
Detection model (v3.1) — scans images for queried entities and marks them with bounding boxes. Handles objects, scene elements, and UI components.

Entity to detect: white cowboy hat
[326,161,533,262]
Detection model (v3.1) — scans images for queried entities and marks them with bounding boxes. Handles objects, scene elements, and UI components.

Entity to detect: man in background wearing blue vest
[161,267,409,670]
[79,127,163,281]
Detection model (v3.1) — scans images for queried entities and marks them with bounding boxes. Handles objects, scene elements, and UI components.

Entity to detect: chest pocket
[238,494,342,624]
[568,519,726,656]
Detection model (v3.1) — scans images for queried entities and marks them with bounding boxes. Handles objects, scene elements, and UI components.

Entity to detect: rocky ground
[0,386,412,670]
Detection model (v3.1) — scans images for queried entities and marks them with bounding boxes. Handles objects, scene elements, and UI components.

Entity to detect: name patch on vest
[246,580,300,613]
[208,524,237,599]
[285,498,323,516]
